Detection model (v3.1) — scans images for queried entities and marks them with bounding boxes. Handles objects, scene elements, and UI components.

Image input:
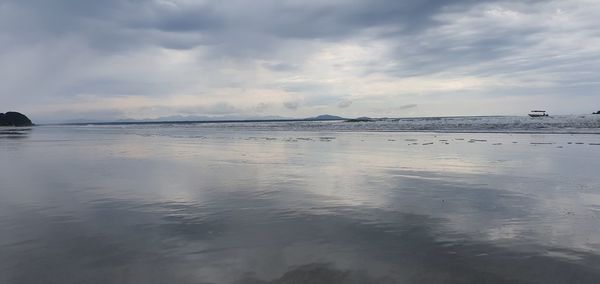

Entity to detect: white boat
[528,110,548,117]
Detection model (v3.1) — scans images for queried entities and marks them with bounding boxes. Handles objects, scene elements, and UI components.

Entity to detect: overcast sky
[2,0,600,122]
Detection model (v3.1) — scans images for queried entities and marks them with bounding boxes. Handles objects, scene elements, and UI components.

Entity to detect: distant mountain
[307,114,346,120]
[150,114,347,121]
[0,112,33,126]
[59,115,293,124]
[64,114,345,124]
[60,114,348,124]
[138,115,293,122]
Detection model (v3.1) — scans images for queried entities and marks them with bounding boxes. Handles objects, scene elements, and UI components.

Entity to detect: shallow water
[2,125,600,283]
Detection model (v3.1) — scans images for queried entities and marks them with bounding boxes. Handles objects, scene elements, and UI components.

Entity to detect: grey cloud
[283,101,300,110]
[0,0,546,63]
[282,82,328,94]
[2,0,600,120]
[253,102,270,113]
[176,103,241,115]
[1,0,496,54]
[261,0,494,39]
[398,104,418,110]
[338,100,353,108]
[262,62,299,72]
[146,5,224,33]
[372,104,418,114]
[364,0,600,84]
[116,103,244,118]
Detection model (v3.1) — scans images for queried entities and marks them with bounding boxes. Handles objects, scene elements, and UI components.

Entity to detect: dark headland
[0,112,33,126]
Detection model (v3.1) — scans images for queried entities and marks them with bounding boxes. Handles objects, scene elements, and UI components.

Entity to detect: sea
[1,115,600,283]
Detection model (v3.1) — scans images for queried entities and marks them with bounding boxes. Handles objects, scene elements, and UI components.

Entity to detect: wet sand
[1,125,600,283]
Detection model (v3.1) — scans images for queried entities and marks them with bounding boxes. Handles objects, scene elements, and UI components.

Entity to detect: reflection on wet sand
[233,263,392,284]
[3,193,600,283]
[153,188,600,283]
[0,127,31,139]
[1,125,600,283]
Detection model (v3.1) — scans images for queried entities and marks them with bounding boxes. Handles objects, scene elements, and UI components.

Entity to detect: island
[307,114,346,121]
[0,112,34,126]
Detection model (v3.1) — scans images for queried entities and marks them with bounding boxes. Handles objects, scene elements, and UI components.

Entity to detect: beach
[2,122,600,283]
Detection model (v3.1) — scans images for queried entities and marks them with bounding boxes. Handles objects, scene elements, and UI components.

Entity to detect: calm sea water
[2,124,600,283]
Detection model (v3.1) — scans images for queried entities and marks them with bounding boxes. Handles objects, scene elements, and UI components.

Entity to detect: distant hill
[59,114,346,124]
[0,112,33,126]
[140,115,292,122]
[147,114,345,122]
[307,114,346,120]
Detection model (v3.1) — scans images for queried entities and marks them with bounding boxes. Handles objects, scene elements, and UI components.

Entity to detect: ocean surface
[2,118,600,283]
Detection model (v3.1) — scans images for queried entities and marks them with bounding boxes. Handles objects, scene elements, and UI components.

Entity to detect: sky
[1,0,600,122]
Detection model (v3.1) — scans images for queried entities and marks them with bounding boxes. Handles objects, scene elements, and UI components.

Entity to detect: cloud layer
[1,0,600,121]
